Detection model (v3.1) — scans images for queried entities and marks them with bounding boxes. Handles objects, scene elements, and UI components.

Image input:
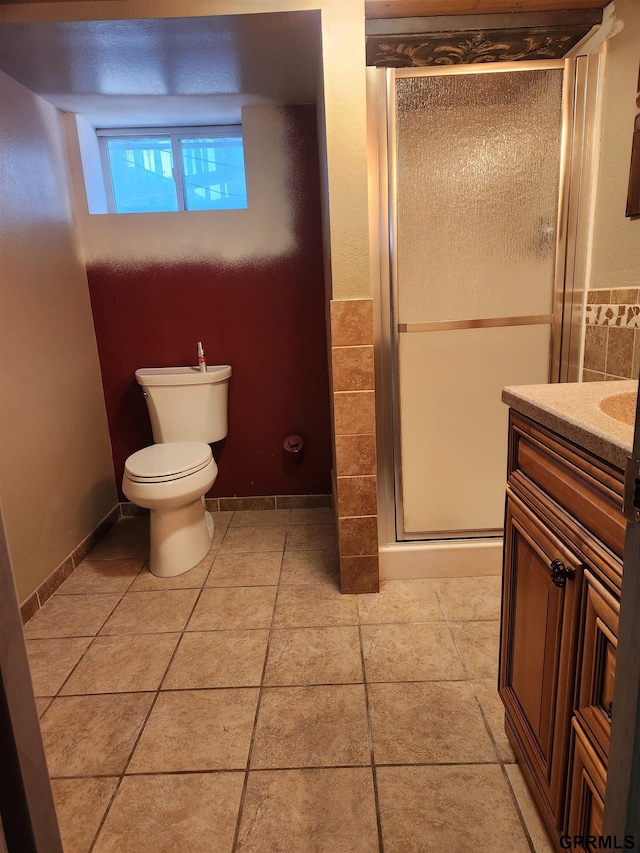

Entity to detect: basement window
[96,126,248,214]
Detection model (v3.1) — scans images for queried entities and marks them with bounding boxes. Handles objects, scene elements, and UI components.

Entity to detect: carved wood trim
[366,25,593,66]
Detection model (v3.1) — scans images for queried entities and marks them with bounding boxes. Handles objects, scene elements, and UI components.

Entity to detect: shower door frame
[371,56,602,546]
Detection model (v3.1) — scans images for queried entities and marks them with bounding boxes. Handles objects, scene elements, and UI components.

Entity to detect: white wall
[0,71,117,603]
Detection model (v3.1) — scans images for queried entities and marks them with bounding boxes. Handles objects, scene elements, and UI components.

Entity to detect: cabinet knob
[549,558,575,588]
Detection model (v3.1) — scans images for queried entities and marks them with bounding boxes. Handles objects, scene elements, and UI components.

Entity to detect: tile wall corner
[329,299,379,593]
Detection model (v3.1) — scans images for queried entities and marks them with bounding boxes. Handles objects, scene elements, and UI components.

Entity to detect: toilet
[122,365,231,578]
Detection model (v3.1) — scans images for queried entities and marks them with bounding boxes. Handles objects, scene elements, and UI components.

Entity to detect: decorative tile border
[585,303,640,328]
[583,288,640,382]
[19,505,120,623]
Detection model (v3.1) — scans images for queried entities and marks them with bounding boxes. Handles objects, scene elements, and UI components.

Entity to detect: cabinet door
[500,492,583,827]
[576,570,618,764]
[565,719,606,850]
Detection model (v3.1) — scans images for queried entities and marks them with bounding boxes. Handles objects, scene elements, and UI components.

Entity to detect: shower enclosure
[369,57,601,576]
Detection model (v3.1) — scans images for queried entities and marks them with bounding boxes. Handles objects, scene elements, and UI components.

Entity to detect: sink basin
[599,391,637,426]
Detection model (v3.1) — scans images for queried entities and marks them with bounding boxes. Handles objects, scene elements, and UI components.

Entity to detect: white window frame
[96,125,245,214]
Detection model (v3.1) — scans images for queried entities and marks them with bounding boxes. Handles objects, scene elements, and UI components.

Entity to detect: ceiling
[0,11,321,127]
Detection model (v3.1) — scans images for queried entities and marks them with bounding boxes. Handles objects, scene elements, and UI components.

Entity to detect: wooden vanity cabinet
[500,412,625,852]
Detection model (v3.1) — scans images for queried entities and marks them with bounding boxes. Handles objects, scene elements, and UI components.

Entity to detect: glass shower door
[391,64,567,539]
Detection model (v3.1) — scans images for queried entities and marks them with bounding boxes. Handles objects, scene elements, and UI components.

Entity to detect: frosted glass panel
[399,325,551,535]
[395,70,563,324]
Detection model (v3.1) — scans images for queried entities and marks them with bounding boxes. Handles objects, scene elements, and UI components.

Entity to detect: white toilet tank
[136,365,231,443]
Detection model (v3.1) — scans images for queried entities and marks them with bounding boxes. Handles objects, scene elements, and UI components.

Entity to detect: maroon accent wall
[87,107,331,498]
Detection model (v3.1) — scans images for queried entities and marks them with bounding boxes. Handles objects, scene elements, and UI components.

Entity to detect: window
[97,127,248,214]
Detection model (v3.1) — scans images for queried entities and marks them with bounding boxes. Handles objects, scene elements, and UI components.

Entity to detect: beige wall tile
[337,476,377,518]
[606,327,635,377]
[332,346,374,391]
[582,369,605,382]
[330,299,374,347]
[335,434,376,477]
[610,287,638,303]
[583,325,608,372]
[333,391,375,435]
[586,289,611,304]
[338,516,378,557]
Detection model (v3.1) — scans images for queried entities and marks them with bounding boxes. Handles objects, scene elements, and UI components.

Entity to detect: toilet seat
[125,442,213,484]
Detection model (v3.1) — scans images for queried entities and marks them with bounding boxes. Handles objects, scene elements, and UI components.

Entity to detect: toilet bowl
[122,442,217,578]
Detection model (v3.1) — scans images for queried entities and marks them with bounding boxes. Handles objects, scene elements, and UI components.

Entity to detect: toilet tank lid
[136,365,231,386]
[125,442,213,480]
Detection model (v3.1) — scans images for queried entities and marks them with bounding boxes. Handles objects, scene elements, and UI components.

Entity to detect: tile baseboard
[121,495,333,516]
[19,505,120,624]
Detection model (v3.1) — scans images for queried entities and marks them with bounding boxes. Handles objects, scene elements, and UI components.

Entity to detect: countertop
[502,380,637,471]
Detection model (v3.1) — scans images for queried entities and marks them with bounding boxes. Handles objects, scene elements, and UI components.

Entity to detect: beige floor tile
[357,579,444,624]
[230,509,291,527]
[187,587,276,631]
[57,559,143,595]
[279,549,340,585]
[361,623,466,682]
[434,575,502,621]
[23,594,121,639]
[93,773,244,853]
[377,765,531,853]
[128,551,214,591]
[221,526,287,553]
[163,630,269,688]
[36,696,53,717]
[88,518,149,561]
[251,684,370,768]
[41,693,154,777]
[274,585,357,628]
[206,552,282,587]
[210,510,233,528]
[473,680,516,763]
[506,765,557,853]
[288,507,335,525]
[450,620,501,679]
[368,681,496,764]
[265,626,363,686]
[285,524,337,551]
[100,589,199,634]
[61,634,180,694]
[236,768,379,852]
[52,777,118,853]
[128,689,258,773]
[26,637,91,696]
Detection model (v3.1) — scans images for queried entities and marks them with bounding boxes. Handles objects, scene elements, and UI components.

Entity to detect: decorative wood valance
[366,24,595,66]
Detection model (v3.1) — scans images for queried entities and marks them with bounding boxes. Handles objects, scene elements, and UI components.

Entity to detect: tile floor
[24,509,555,853]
